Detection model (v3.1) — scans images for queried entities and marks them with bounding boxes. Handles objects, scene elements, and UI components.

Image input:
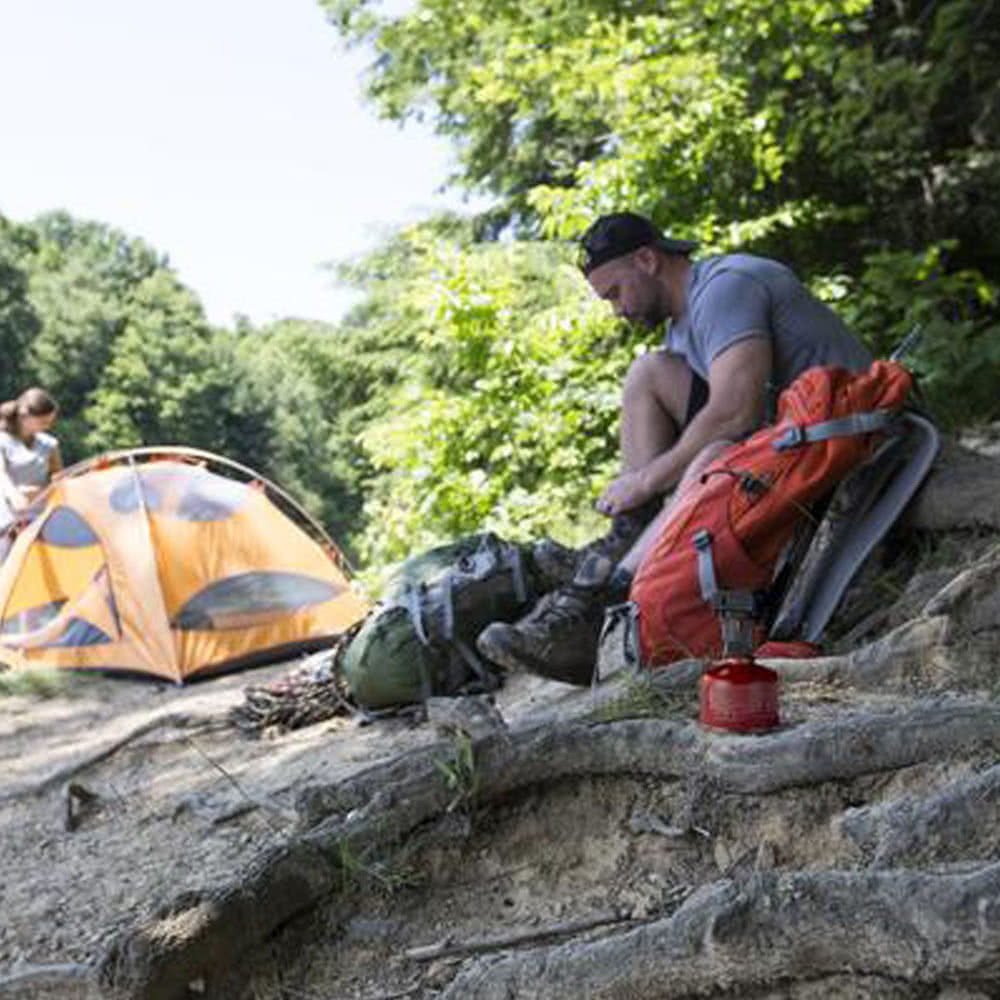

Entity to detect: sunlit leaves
[819,242,1000,427]
[348,227,639,567]
[319,0,1000,569]
[0,216,41,402]
[323,0,870,239]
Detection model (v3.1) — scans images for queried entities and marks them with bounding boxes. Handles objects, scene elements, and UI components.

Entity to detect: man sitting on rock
[476,211,873,684]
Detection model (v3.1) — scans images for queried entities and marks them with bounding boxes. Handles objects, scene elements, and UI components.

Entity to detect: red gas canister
[699,656,780,733]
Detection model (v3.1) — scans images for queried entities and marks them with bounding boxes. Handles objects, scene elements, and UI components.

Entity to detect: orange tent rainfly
[0,448,369,682]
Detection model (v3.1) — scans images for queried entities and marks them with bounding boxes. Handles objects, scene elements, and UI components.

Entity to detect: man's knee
[623,351,692,416]
[624,350,689,396]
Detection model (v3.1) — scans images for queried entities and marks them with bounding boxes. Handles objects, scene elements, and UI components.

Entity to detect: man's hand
[596,468,653,516]
[596,337,773,517]
[614,338,772,505]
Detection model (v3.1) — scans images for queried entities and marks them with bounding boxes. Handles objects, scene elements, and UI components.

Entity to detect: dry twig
[405,912,635,961]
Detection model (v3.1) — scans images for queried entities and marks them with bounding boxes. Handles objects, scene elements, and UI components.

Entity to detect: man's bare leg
[580,350,698,561]
[617,439,733,577]
[531,350,698,587]
[619,349,694,470]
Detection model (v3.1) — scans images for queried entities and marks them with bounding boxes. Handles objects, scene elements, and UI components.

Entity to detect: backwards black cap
[578,212,698,275]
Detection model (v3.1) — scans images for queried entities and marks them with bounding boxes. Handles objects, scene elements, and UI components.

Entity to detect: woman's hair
[0,387,59,436]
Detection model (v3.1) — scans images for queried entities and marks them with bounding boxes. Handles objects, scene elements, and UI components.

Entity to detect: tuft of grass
[334,837,424,895]
[0,667,73,699]
[589,675,696,723]
[434,728,479,814]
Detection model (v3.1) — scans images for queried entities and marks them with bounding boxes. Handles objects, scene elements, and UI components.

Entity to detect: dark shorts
[685,372,709,428]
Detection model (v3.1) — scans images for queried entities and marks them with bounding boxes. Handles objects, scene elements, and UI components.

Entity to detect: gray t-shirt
[0,430,58,531]
[666,254,873,389]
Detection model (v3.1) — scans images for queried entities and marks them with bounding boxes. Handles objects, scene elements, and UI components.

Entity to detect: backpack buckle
[774,425,806,451]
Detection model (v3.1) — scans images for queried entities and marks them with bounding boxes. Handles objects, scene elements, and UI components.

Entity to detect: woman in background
[0,387,62,561]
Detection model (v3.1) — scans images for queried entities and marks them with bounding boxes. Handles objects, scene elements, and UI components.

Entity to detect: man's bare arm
[598,336,773,514]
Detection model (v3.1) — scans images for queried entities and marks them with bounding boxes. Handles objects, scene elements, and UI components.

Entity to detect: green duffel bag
[341,532,549,709]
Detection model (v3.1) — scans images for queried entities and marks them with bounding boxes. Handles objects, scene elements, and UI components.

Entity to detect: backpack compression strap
[439,571,498,690]
[404,583,436,703]
[693,530,756,615]
[404,541,530,698]
[772,409,901,451]
[694,529,760,656]
[596,601,642,683]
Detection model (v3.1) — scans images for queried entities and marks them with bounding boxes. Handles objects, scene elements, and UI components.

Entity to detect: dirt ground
[3,642,1000,999]
[0,655,616,999]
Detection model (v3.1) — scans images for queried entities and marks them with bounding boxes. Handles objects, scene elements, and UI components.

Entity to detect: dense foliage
[339,224,628,565]
[1,0,997,575]
[319,0,1000,565]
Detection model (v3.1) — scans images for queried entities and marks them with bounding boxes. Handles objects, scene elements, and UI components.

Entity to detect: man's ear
[632,245,660,275]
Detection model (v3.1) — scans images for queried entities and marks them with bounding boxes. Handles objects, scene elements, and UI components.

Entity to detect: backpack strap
[693,530,757,615]
[401,537,533,701]
[439,571,499,691]
[404,583,436,703]
[405,583,430,646]
[693,529,719,605]
[503,542,530,604]
[440,539,527,693]
[773,410,901,451]
[596,601,642,683]
[768,409,940,643]
[451,637,497,690]
[404,572,501,699]
[693,529,758,655]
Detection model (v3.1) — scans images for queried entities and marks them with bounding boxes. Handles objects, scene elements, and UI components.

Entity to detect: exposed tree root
[921,544,1000,629]
[438,864,1000,999]
[97,697,1000,999]
[698,698,1000,794]
[0,962,91,992]
[761,615,953,689]
[99,843,337,1000]
[838,762,1000,869]
[0,712,220,802]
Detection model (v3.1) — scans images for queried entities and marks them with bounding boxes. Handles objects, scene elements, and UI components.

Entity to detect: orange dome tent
[0,448,369,683]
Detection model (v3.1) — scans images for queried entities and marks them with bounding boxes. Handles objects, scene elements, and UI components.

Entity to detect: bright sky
[0,0,466,327]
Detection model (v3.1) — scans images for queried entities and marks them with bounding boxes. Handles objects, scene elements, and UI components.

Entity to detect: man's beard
[625,303,668,330]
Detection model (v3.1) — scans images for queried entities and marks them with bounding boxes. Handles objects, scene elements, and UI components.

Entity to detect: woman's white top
[0,430,58,532]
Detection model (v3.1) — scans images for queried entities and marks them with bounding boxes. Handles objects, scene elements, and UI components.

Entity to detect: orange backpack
[630,360,915,667]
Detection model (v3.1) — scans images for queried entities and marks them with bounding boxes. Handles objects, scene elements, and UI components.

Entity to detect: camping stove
[699,598,780,733]
[699,656,780,733]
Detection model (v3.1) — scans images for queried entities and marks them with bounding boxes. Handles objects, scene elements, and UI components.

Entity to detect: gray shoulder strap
[773,410,900,451]
[768,410,940,642]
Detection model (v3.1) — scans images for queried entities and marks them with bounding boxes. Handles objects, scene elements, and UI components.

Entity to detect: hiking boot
[530,498,663,592]
[529,537,581,591]
[475,582,607,686]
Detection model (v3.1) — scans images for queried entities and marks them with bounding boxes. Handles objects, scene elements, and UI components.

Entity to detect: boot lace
[523,584,601,628]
